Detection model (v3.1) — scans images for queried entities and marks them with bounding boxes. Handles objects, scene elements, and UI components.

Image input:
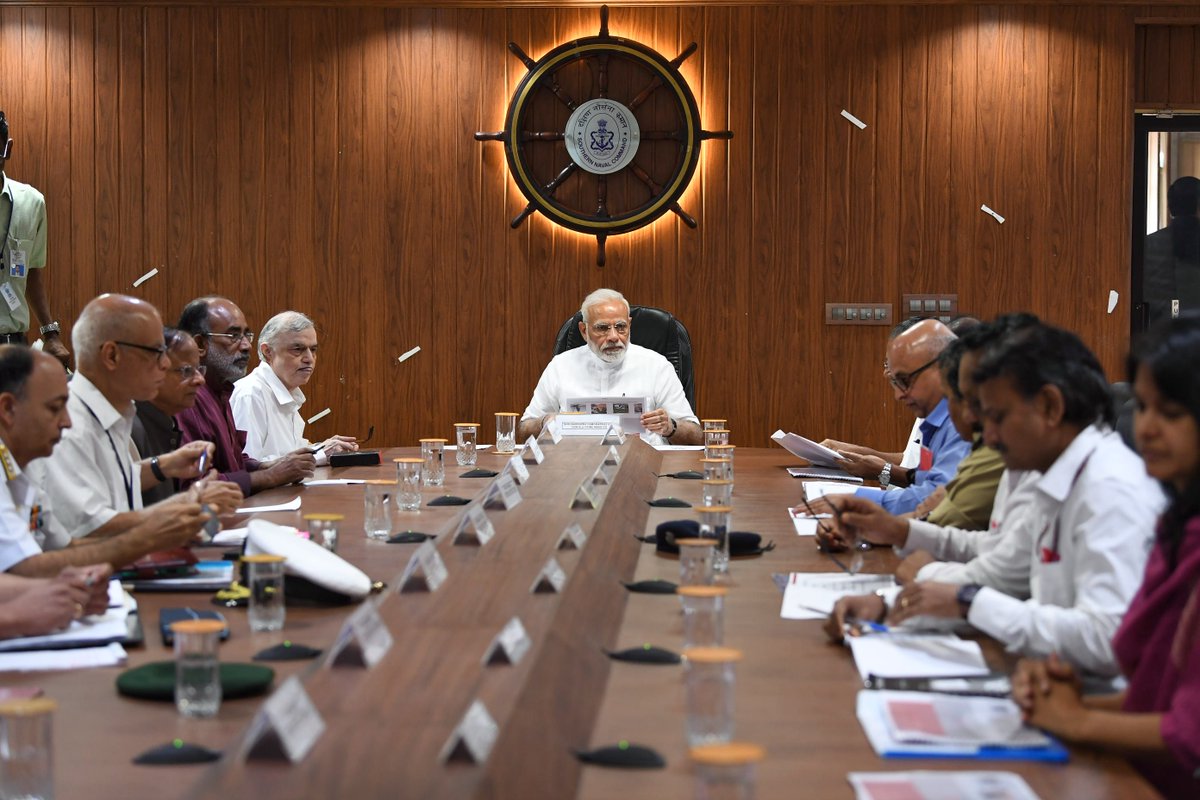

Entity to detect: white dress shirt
[904,469,1042,598]
[26,373,143,541]
[965,425,1163,677]
[0,438,48,571]
[521,344,697,446]
[230,362,322,463]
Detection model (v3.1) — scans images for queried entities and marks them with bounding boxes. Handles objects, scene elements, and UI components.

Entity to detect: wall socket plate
[825,302,893,326]
[901,293,958,324]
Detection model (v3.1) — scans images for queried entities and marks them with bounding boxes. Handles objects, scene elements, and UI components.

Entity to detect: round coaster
[116,662,274,701]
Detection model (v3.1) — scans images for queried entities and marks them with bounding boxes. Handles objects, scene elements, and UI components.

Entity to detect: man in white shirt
[26,294,239,542]
[0,346,205,580]
[519,289,701,445]
[230,311,356,463]
[826,321,1162,680]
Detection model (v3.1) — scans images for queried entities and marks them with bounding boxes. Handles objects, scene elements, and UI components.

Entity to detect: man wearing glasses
[26,294,236,542]
[518,288,701,445]
[821,319,971,515]
[176,297,316,495]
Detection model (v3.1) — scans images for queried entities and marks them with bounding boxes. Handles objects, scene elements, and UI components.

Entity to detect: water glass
[0,697,55,800]
[303,513,343,553]
[706,445,735,481]
[683,647,741,747]
[678,538,716,586]
[393,458,423,512]
[171,619,224,718]
[701,419,728,432]
[495,412,518,455]
[678,586,727,648]
[697,505,733,575]
[700,458,733,482]
[704,429,731,459]
[454,423,479,467]
[364,480,396,539]
[245,555,286,632]
[701,479,734,508]
[419,438,447,487]
[691,743,765,800]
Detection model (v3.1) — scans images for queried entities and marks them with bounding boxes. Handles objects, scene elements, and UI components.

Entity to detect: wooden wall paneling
[261,8,294,314]
[1139,24,1171,105]
[93,9,121,298]
[1167,23,1196,103]
[116,6,144,292]
[191,8,218,304]
[1020,6,1051,319]
[1098,7,1134,367]
[382,6,411,436]
[1045,9,1079,327]
[674,3,703,400]
[43,9,74,320]
[973,5,1002,312]
[142,7,168,311]
[950,6,981,321]
[68,7,97,316]
[919,8,955,303]
[165,7,189,305]
[898,6,928,286]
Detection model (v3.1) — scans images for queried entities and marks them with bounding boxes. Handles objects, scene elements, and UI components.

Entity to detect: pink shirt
[1113,514,1200,798]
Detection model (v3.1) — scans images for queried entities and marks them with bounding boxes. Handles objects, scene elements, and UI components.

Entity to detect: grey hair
[580,289,630,325]
[258,311,315,358]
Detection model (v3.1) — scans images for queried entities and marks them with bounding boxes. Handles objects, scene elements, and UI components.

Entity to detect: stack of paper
[780,573,895,620]
[771,430,845,467]
[849,771,1042,800]
[856,691,1067,761]
[0,643,128,672]
[804,481,861,501]
[786,466,863,483]
[847,634,989,681]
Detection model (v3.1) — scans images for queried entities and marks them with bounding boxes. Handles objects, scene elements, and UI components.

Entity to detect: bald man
[820,319,972,515]
[26,294,240,544]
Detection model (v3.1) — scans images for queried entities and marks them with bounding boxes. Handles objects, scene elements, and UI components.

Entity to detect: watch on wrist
[956,583,982,618]
[150,456,167,483]
[665,417,678,439]
[39,321,60,337]
[878,461,892,489]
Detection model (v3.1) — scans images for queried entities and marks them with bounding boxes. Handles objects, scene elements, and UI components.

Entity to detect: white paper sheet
[848,634,989,681]
[235,496,302,514]
[0,606,130,652]
[780,573,896,620]
[771,430,846,467]
[0,643,128,672]
[804,481,861,501]
[849,771,1041,800]
[211,527,248,546]
[302,479,366,487]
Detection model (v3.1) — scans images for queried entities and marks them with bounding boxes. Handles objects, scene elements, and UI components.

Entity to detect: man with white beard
[519,288,701,445]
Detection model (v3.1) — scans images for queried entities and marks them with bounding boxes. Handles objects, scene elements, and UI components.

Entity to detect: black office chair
[553,305,696,410]
[1110,381,1136,450]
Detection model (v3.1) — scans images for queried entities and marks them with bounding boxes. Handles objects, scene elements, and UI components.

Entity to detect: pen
[197,450,208,476]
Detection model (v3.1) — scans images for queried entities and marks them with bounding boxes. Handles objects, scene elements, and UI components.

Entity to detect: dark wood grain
[0,3,1172,456]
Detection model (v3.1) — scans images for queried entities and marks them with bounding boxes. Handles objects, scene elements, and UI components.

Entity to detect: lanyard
[1037,452,1093,564]
[77,399,135,511]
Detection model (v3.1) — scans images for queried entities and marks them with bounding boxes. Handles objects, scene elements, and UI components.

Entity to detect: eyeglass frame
[588,321,630,337]
[167,364,207,380]
[207,330,255,345]
[114,340,169,358]
[884,355,939,393]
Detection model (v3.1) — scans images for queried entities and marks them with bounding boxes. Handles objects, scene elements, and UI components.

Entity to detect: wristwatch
[878,462,892,488]
[150,456,167,483]
[665,417,678,439]
[956,584,982,618]
[39,321,61,337]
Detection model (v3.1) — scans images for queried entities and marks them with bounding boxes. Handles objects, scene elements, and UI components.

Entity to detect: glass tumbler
[700,458,733,483]
[706,445,736,482]
[690,742,765,800]
[419,438,447,487]
[494,412,518,455]
[678,585,727,648]
[244,555,286,632]
[701,418,728,432]
[363,479,396,539]
[704,429,731,459]
[393,458,423,512]
[678,538,717,586]
[683,647,741,747]
[701,479,734,508]
[303,513,343,553]
[454,423,479,467]
[0,697,56,800]
[697,505,733,575]
[171,619,225,718]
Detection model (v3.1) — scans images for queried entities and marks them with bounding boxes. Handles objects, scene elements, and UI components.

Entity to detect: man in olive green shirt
[0,111,70,367]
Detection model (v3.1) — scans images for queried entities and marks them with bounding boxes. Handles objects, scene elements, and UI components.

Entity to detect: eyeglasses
[115,341,169,358]
[168,364,207,380]
[208,330,254,345]
[589,322,629,336]
[885,356,939,393]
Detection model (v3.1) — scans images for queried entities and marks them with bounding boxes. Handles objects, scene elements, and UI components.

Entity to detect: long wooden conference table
[0,439,1159,798]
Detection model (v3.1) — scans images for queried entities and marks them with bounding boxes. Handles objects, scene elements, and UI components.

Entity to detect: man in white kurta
[519,289,701,446]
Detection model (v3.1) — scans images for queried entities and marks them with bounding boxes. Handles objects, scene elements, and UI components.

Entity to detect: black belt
[0,332,26,345]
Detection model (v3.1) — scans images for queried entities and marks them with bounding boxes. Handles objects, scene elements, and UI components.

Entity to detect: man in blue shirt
[822,319,971,514]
